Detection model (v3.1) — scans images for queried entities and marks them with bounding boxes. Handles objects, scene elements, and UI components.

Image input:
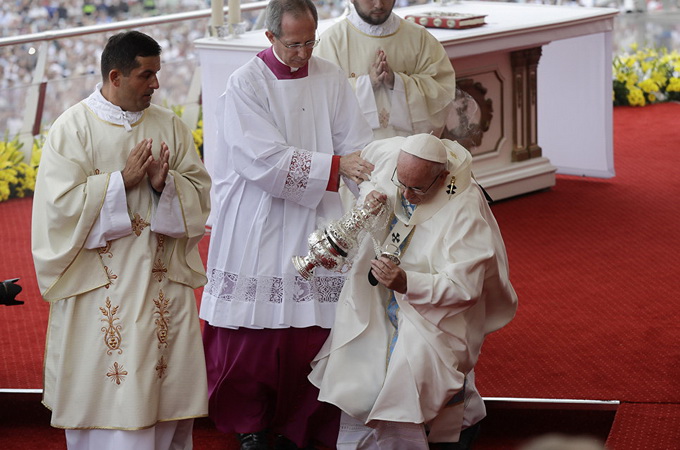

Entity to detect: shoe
[238,431,270,450]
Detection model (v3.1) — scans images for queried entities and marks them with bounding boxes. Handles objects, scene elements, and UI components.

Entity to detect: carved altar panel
[442,68,505,158]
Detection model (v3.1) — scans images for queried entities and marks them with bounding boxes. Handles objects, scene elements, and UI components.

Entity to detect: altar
[195,1,619,201]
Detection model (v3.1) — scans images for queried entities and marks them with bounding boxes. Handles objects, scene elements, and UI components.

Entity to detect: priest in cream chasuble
[32,83,211,431]
[315,1,456,140]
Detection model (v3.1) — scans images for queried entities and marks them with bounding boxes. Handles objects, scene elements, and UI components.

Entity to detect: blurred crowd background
[1,0,679,137]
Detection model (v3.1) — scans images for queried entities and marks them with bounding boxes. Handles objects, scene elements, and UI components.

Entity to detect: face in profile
[114,55,161,112]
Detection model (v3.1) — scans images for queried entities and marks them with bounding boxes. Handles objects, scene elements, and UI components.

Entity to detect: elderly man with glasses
[309,133,518,450]
[199,0,374,449]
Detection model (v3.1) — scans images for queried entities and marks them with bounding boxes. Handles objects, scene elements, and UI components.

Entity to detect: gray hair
[265,0,318,38]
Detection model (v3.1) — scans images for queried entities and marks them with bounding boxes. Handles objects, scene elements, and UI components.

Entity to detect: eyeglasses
[276,36,320,50]
[391,167,440,195]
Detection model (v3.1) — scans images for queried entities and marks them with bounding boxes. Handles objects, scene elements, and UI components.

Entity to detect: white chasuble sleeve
[161,113,212,289]
[388,74,412,133]
[399,32,456,135]
[403,193,515,336]
[355,75,380,130]
[150,173,185,239]
[31,117,111,300]
[84,171,132,249]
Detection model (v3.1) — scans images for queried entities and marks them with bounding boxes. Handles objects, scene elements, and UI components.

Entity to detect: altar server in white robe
[198,0,374,448]
[309,133,518,449]
[315,0,456,140]
[31,31,211,449]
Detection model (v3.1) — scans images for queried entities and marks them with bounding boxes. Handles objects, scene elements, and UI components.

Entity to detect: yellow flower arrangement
[613,44,680,106]
[0,134,37,202]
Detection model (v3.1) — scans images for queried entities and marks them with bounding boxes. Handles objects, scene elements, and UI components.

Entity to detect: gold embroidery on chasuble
[103,265,118,289]
[152,259,167,282]
[152,234,167,282]
[155,355,168,379]
[107,361,128,385]
[100,297,123,355]
[131,213,150,236]
[98,242,113,258]
[379,108,390,129]
[153,290,171,349]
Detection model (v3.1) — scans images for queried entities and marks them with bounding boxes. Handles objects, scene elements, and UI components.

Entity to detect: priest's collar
[257,46,309,80]
[347,8,400,36]
[84,82,143,132]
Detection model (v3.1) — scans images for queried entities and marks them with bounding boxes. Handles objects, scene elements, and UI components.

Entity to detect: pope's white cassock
[200,48,373,329]
[309,135,518,443]
[315,8,456,139]
[32,86,211,431]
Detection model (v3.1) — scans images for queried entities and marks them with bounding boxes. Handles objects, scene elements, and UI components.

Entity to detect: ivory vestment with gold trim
[315,12,456,139]
[32,101,211,430]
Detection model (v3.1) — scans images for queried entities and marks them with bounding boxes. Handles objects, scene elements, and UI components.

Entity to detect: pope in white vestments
[315,0,457,139]
[31,31,211,449]
[309,134,518,448]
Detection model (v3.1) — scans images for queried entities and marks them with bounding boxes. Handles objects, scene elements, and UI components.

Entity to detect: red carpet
[1,103,679,448]
[476,103,680,404]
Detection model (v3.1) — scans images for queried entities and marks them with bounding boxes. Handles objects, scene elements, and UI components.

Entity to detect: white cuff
[150,173,186,238]
[84,171,132,249]
[356,74,381,130]
[388,74,412,133]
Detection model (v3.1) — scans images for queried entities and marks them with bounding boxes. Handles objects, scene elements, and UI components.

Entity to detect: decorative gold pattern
[100,297,123,355]
[153,290,170,349]
[379,108,390,129]
[152,258,167,283]
[107,362,128,385]
[131,213,150,236]
[98,242,113,258]
[156,234,165,251]
[156,355,168,379]
[104,265,118,289]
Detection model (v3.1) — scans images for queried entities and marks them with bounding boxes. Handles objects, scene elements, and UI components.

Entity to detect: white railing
[1,2,269,159]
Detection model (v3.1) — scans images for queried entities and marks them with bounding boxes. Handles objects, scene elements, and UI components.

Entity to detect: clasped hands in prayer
[370,49,395,90]
[122,138,170,192]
